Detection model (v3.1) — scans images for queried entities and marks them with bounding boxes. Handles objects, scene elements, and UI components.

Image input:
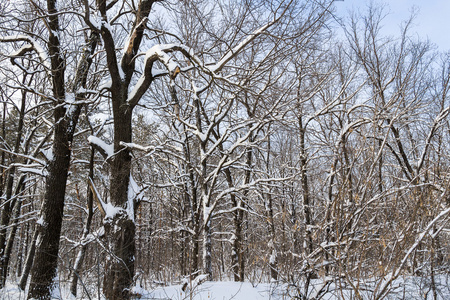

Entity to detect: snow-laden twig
[374,204,450,299]
[416,106,450,173]
[1,35,51,74]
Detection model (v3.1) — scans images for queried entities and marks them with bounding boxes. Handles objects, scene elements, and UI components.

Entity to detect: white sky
[333,0,450,52]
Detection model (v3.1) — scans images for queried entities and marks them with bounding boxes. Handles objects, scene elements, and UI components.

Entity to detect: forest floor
[1,275,449,299]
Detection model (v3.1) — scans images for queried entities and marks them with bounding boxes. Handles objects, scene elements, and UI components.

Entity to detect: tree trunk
[70,148,95,297]
[0,76,28,287]
[27,5,97,295]
[267,193,278,281]
[1,175,26,285]
[0,102,6,197]
[19,228,38,291]
[265,133,278,281]
[103,214,136,300]
[181,129,200,277]
[202,215,212,279]
[98,1,157,296]
[27,109,76,299]
[299,117,314,292]
[103,107,136,300]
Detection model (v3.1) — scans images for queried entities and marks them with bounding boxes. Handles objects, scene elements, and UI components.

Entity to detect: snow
[65,92,75,104]
[18,167,47,177]
[87,136,114,157]
[1,35,51,71]
[138,281,280,300]
[102,202,120,221]
[207,20,275,73]
[145,44,179,74]
[98,80,112,91]
[89,177,119,221]
[1,276,450,299]
[36,216,46,227]
[269,249,277,264]
[126,175,139,222]
[41,148,54,162]
[127,44,181,104]
[86,10,103,31]
[127,74,146,102]
[9,44,33,57]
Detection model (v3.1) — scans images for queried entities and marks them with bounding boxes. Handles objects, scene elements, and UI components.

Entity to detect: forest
[0,0,449,299]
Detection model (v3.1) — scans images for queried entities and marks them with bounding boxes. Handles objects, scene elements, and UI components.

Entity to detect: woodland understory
[0,0,449,299]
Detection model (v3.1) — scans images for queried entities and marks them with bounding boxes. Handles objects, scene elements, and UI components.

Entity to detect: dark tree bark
[27,2,98,296]
[0,73,29,287]
[298,116,316,293]
[1,175,26,285]
[0,101,5,197]
[26,1,68,297]
[265,131,278,281]
[181,130,200,277]
[102,109,136,300]
[96,1,159,298]
[19,228,38,291]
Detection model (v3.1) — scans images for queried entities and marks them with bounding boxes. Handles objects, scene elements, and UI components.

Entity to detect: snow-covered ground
[2,275,450,299]
[137,281,277,300]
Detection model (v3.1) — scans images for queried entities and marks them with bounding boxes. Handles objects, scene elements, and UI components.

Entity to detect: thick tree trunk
[225,169,244,282]
[26,6,71,292]
[98,1,157,295]
[200,148,212,279]
[0,103,6,197]
[27,116,73,299]
[231,208,242,281]
[27,5,97,295]
[103,107,136,300]
[200,142,212,279]
[191,232,200,276]
[202,216,212,279]
[298,118,315,292]
[267,193,278,281]
[182,130,200,277]
[239,128,253,282]
[103,213,136,300]
[27,101,83,300]
[183,133,201,277]
[298,119,313,256]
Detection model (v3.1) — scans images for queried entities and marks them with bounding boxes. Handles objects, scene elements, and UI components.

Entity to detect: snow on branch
[203,175,296,225]
[127,44,184,107]
[127,175,146,223]
[119,141,155,153]
[207,20,274,74]
[0,148,46,166]
[87,135,114,159]
[0,35,51,73]
[206,3,290,74]
[17,166,48,177]
[336,118,371,148]
[375,204,450,299]
[416,106,450,173]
